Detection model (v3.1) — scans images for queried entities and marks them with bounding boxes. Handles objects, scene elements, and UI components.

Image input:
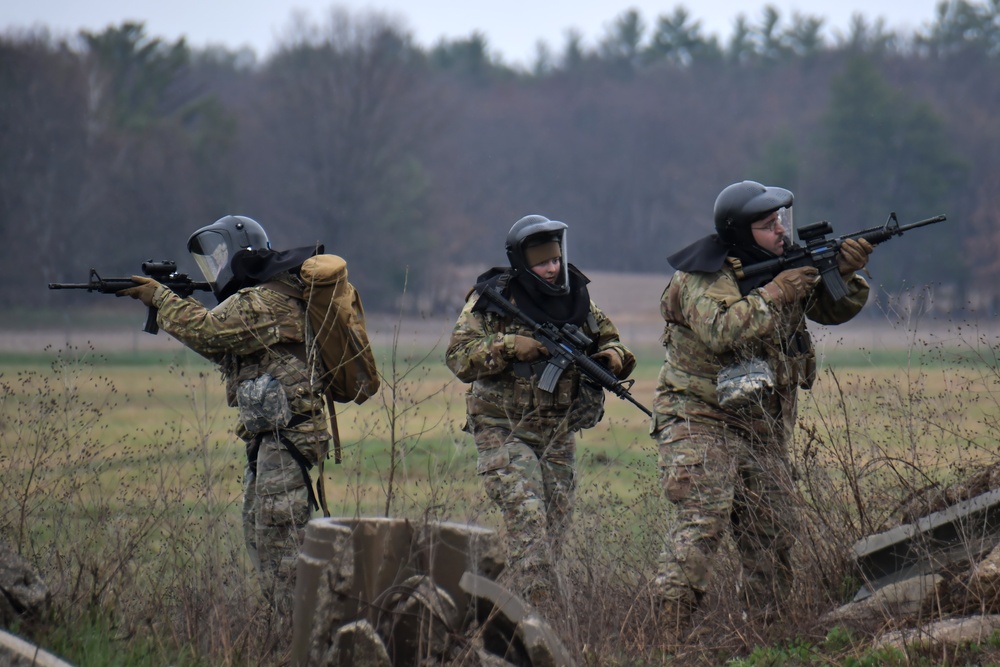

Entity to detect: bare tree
[237,9,443,309]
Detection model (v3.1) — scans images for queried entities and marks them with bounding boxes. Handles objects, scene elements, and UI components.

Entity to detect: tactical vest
[660,269,816,400]
[467,311,605,432]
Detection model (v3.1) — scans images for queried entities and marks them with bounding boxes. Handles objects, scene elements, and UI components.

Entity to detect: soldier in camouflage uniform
[446,215,636,607]
[651,182,873,631]
[118,215,330,614]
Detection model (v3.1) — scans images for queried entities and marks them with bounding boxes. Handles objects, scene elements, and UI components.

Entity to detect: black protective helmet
[713,180,793,246]
[187,215,270,300]
[505,214,569,296]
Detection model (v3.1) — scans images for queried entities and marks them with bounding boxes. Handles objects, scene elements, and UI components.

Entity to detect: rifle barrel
[741,213,947,280]
[847,214,947,242]
[898,214,947,231]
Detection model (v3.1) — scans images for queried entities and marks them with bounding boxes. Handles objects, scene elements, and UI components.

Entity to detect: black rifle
[48,260,211,334]
[478,285,651,417]
[735,212,947,301]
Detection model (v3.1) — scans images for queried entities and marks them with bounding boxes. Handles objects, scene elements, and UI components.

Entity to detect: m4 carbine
[48,260,211,334]
[478,285,651,417]
[734,212,947,300]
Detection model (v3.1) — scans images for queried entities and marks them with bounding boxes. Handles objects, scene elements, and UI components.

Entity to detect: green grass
[3,338,994,515]
[4,330,1000,666]
[4,305,145,330]
[37,612,210,667]
[820,345,1000,369]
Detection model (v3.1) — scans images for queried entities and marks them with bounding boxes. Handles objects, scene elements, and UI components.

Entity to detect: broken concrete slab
[851,487,1000,600]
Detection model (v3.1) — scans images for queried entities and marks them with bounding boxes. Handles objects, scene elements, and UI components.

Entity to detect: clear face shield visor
[777,206,795,241]
[188,231,231,288]
[522,233,569,291]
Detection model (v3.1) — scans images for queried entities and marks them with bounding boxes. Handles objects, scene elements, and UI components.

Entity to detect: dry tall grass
[3,316,1000,665]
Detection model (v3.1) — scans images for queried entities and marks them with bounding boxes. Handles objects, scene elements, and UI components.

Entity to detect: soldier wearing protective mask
[117,215,331,617]
[446,214,636,610]
[650,181,873,638]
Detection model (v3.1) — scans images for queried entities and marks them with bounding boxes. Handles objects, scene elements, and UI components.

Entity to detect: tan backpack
[258,254,377,517]
[298,254,380,405]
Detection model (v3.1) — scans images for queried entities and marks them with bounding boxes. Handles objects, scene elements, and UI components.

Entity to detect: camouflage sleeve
[807,273,870,325]
[445,293,510,383]
[591,301,637,380]
[681,270,779,355]
[151,285,290,357]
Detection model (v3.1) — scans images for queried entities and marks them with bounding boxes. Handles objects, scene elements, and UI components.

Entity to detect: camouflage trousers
[243,431,315,613]
[473,423,576,606]
[652,419,799,620]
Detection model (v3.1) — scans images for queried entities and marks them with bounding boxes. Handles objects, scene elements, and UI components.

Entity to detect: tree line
[2,1,998,315]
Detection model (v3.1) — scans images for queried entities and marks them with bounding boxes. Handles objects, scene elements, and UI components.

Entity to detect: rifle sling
[257,280,336,517]
[248,413,329,516]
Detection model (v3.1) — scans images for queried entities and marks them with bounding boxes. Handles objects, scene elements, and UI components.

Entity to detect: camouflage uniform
[150,273,329,611]
[651,262,868,617]
[446,291,635,604]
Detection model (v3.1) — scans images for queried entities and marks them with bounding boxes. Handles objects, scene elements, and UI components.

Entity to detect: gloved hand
[592,349,624,377]
[509,334,549,362]
[116,275,161,307]
[763,266,820,305]
[837,238,874,276]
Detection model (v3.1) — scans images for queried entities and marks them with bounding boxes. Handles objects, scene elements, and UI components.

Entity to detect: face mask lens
[778,207,794,238]
[190,232,229,285]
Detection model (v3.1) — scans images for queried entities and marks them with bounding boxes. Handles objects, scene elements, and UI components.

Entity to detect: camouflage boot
[651,579,699,647]
[523,574,565,617]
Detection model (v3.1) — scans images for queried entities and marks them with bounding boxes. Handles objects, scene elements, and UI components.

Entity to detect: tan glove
[592,349,624,377]
[116,275,161,307]
[837,238,874,276]
[508,334,549,362]
[763,266,820,305]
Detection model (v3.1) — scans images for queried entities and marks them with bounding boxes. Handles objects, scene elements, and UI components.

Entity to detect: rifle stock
[478,286,651,417]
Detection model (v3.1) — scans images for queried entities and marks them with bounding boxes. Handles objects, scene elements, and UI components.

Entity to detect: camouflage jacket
[446,291,636,434]
[652,263,868,439]
[151,275,330,449]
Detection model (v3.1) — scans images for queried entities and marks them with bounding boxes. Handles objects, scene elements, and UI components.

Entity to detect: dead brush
[0,346,286,664]
[5,315,1000,665]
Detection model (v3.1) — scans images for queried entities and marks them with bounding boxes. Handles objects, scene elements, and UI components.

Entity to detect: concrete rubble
[292,517,577,667]
[820,475,1000,652]
[0,538,72,667]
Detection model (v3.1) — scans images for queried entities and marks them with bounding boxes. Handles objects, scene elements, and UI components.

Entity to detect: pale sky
[2,0,944,67]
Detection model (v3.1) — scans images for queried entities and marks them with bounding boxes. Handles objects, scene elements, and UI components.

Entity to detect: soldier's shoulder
[231,284,301,314]
[674,267,731,291]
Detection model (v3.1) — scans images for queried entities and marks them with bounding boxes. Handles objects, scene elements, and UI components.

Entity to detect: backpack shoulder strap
[259,279,343,474]
[257,280,308,362]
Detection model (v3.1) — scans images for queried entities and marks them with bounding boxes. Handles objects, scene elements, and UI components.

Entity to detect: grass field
[4,305,1000,665]
[4,331,997,524]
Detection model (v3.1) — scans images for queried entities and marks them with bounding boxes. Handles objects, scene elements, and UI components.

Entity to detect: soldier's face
[531,257,561,284]
[751,211,786,255]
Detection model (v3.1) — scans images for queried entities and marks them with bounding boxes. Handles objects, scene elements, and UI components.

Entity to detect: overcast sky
[3,0,944,67]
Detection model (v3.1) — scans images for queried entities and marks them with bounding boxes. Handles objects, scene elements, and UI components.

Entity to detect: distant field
[4,299,1000,667]
[14,268,1000,361]
[9,270,1000,524]
[9,276,1000,667]
[4,311,999,522]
